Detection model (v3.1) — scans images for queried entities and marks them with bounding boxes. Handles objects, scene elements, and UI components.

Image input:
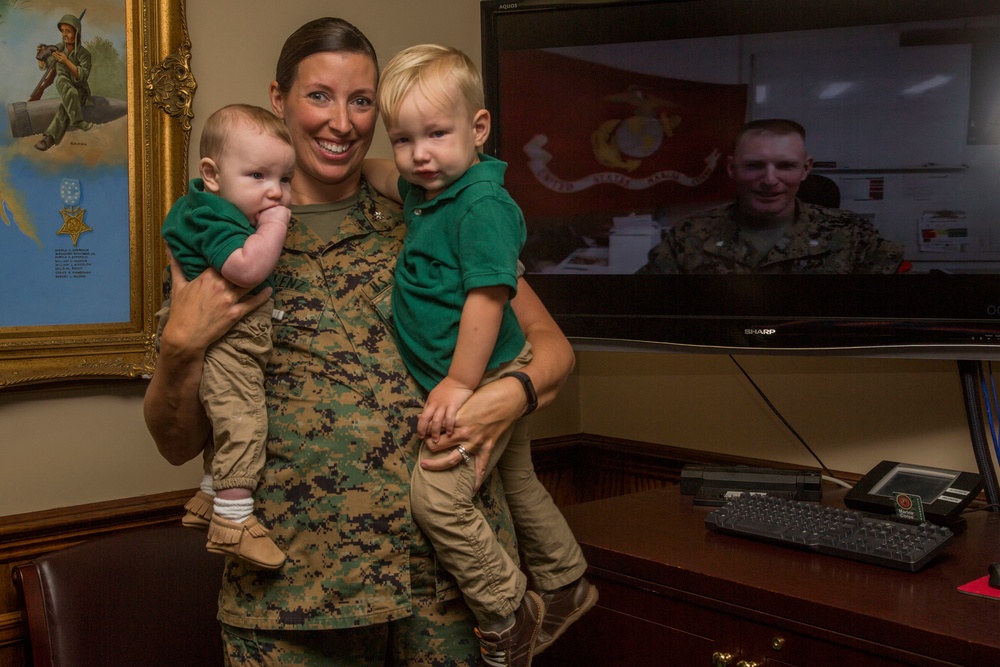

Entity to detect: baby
[159,104,294,569]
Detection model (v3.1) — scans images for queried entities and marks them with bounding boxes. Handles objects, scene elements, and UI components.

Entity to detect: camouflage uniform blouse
[640,200,905,274]
[217,181,516,630]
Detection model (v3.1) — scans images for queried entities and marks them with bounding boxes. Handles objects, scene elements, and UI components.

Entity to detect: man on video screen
[639,119,905,274]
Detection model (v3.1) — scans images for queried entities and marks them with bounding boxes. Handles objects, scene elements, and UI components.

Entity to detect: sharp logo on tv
[745,329,777,336]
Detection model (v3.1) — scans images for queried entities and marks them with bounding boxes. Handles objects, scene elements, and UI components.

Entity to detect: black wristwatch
[502,371,538,415]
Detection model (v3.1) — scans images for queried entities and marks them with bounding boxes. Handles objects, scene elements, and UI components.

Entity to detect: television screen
[481,0,1000,356]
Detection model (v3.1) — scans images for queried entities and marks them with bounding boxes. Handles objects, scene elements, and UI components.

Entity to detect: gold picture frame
[0,0,194,388]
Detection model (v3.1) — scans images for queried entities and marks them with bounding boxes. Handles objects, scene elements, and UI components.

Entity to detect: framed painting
[0,0,194,387]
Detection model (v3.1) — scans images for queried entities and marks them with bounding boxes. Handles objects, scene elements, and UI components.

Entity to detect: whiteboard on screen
[749,44,971,170]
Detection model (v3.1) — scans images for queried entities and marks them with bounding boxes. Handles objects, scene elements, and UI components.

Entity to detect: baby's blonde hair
[377,44,484,127]
[199,104,292,162]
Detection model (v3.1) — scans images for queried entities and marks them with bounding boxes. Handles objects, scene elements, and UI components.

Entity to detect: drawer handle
[711,652,734,667]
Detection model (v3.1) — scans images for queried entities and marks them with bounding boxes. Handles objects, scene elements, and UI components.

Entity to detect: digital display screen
[871,467,959,502]
[482,0,1000,356]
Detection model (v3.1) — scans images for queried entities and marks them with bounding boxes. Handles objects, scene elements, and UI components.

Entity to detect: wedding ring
[456,445,471,464]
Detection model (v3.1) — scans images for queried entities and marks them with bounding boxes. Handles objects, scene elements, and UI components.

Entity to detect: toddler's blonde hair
[377,44,484,126]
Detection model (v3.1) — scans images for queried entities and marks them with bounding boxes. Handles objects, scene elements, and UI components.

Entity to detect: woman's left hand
[419,277,573,491]
[422,374,526,491]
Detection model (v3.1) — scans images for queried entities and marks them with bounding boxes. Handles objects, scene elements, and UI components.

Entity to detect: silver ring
[456,445,471,464]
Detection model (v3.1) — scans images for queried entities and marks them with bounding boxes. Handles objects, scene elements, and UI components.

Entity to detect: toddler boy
[368,45,597,667]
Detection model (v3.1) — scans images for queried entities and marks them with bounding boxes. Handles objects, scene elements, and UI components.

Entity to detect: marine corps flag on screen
[498,49,747,218]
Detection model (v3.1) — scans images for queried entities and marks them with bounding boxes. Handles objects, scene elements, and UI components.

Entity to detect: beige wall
[0,1,992,518]
[0,383,201,515]
[576,351,983,475]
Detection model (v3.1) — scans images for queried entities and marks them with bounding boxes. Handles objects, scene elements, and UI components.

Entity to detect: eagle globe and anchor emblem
[592,85,682,171]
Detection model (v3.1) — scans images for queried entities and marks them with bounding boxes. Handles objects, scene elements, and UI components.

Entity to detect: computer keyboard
[704,493,955,572]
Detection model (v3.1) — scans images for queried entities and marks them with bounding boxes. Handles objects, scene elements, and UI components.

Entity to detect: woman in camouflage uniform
[144,17,575,666]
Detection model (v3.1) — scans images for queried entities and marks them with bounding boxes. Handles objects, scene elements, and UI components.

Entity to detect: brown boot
[475,591,545,667]
[34,135,55,151]
[533,577,599,654]
[206,514,285,569]
[181,490,213,529]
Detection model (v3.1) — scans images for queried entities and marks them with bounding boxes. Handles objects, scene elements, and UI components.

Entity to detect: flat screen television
[481,0,1000,357]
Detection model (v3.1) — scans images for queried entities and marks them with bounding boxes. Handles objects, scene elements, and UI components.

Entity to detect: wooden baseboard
[0,612,24,655]
[529,433,850,505]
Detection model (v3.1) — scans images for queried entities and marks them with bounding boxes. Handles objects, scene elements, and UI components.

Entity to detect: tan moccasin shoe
[181,490,213,529]
[206,514,285,569]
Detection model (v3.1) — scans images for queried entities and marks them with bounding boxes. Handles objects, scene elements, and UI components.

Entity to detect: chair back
[798,173,842,208]
[13,523,225,667]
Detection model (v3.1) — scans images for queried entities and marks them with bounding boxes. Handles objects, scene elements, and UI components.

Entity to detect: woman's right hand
[159,255,270,358]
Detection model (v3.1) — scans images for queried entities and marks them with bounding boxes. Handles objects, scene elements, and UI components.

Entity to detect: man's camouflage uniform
[216,181,517,663]
[640,200,905,274]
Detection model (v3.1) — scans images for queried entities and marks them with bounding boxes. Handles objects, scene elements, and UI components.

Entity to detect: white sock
[200,475,216,496]
[213,496,254,523]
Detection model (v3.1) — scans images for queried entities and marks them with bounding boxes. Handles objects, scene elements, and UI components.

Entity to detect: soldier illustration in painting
[33,11,92,151]
[6,9,126,150]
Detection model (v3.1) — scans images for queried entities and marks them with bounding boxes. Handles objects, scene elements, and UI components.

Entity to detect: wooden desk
[535,485,1000,667]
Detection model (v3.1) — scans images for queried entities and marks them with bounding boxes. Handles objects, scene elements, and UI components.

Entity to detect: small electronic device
[680,464,822,506]
[844,461,982,528]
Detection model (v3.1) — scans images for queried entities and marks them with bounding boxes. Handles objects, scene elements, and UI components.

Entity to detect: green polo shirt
[161,178,273,293]
[392,154,527,391]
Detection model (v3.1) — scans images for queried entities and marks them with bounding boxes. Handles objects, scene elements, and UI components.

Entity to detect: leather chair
[13,523,226,667]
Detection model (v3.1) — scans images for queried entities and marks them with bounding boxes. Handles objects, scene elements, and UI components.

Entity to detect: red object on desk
[958,576,1000,600]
